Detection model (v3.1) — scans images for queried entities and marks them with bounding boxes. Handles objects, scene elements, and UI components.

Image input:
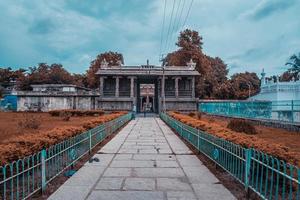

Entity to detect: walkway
[49,117,235,200]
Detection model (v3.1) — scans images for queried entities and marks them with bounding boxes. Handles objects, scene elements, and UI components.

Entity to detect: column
[175,77,181,98]
[114,76,120,97]
[128,76,136,98]
[99,76,104,97]
[191,76,195,98]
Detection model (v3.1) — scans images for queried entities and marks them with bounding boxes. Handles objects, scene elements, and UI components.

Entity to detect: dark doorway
[136,78,158,113]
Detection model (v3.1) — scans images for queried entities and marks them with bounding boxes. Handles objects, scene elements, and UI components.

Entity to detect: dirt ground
[0,112,98,143]
[169,112,300,166]
[202,114,300,160]
[0,111,126,164]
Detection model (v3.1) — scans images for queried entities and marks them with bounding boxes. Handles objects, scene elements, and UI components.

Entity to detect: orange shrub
[0,111,127,165]
[168,112,298,166]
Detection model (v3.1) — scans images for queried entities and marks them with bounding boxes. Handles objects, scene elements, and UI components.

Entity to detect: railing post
[245,148,252,195]
[291,100,294,123]
[197,129,200,152]
[89,130,92,154]
[41,149,46,192]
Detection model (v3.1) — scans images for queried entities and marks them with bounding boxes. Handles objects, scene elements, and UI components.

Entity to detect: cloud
[0,0,299,76]
[242,0,296,21]
[29,18,55,35]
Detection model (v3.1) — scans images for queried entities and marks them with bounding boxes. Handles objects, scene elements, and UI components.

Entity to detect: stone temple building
[96,59,200,113]
[10,60,199,112]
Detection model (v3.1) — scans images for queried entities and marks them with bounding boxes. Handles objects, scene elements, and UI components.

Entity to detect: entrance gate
[136,78,158,113]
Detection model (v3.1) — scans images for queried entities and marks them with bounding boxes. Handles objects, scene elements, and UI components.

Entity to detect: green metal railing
[160,112,300,200]
[199,100,300,124]
[0,113,132,200]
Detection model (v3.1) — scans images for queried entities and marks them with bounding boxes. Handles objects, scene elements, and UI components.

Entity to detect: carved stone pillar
[128,76,136,98]
[191,76,195,98]
[161,76,165,98]
[114,76,120,97]
[174,77,181,98]
[99,76,104,97]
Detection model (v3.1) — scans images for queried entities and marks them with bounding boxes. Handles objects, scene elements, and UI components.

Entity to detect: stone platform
[48,117,235,200]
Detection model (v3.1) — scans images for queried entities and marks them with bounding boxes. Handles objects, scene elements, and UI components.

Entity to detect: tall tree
[163,29,229,98]
[86,51,124,89]
[286,53,300,73]
[18,63,74,90]
[72,73,88,87]
[230,72,260,99]
[281,52,300,81]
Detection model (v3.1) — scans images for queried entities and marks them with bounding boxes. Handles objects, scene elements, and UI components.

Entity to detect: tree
[280,53,300,81]
[163,29,229,99]
[72,73,88,87]
[86,51,124,88]
[18,63,74,90]
[0,67,13,83]
[230,72,260,99]
[286,53,300,73]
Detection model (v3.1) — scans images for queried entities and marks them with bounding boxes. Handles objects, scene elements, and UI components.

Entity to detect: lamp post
[162,66,166,112]
[247,82,251,99]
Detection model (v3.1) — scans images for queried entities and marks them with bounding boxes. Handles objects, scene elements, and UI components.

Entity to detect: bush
[18,114,41,129]
[49,110,104,117]
[227,119,257,135]
[188,111,202,120]
[60,111,71,121]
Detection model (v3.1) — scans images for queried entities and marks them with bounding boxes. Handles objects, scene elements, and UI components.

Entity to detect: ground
[201,114,300,163]
[48,117,235,200]
[169,112,300,166]
[0,111,125,164]
[0,112,98,143]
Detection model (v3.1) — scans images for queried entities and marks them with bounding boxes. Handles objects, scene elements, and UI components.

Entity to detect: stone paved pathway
[48,117,235,200]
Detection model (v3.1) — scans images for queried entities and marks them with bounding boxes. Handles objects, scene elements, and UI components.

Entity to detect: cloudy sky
[0,0,299,76]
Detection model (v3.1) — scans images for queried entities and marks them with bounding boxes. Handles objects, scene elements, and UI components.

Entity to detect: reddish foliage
[227,119,257,135]
[168,112,299,166]
[0,112,127,165]
[49,109,105,117]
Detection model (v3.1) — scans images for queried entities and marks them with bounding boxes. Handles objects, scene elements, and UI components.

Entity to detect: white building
[250,69,300,101]
[250,69,300,123]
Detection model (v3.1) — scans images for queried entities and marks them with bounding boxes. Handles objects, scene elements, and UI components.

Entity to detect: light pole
[162,66,166,112]
[246,82,251,99]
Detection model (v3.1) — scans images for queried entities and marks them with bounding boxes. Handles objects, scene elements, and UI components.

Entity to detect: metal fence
[199,100,300,124]
[160,112,300,200]
[0,113,132,200]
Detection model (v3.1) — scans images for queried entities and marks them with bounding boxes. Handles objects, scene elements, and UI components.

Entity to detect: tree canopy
[86,51,124,88]
[163,29,259,99]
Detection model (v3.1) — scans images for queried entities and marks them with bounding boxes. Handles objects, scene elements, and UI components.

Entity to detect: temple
[96,59,200,113]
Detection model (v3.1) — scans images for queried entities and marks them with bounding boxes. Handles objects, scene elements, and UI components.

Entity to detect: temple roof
[96,65,200,76]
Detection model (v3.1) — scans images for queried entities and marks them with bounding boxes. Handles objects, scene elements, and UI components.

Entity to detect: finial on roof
[117,60,122,66]
[187,58,196,70]
[100,58,108,68]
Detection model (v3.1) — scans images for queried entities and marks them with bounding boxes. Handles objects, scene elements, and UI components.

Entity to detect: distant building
[9,59,200,112]
[16,84,98,111]
[0,79,17,95]
[96,59,200,113]
[250,69,300,122]
[250,69,300,101]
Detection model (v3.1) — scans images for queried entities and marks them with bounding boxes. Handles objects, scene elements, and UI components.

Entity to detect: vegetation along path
[48,117,235,200]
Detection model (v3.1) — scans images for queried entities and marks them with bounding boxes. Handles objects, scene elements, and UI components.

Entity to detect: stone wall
[98,100,133,111]
[17,96,95,111]
[165,101,197,112]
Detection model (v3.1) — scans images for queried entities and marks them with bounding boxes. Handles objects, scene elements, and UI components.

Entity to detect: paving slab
[123,178,155,191]
[48,186,91,200]
[95,177,124,190]
[87,191,164,200]
[48,117,236,200]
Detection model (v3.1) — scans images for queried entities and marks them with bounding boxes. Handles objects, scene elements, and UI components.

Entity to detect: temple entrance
[137,78,158,113]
